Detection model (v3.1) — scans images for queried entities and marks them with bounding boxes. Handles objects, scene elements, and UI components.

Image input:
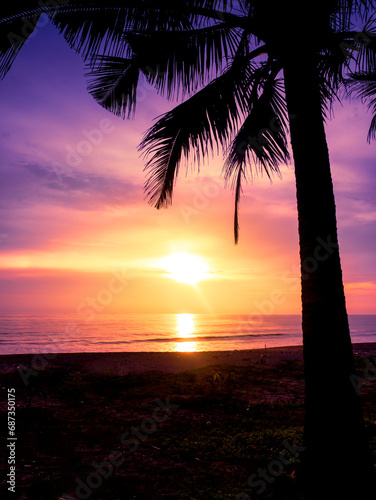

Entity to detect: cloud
[345,281,376,292]
[0,162,142,211]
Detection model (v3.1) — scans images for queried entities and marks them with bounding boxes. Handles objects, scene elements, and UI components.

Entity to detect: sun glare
[175,341,197,352]
[158,253,209,284]
[174,314,198,352]
[176,313,195,338]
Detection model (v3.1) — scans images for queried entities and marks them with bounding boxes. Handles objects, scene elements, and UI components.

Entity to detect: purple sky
[0,19,375,314]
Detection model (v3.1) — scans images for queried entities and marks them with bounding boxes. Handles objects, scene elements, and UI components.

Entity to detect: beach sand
[1,342,376,375]
[1,343,375,499]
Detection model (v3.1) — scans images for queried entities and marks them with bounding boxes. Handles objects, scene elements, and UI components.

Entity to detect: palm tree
[1,1,376,497]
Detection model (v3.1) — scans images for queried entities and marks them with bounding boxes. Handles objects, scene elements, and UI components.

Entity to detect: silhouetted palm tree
[1,1,376,498]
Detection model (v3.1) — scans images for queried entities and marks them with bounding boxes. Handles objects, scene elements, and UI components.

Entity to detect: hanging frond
[140,55,253,208]
[86,20,241,117]
[86,56,139,117]
[126,24,241,99]
[344,14,376,140]
[233,159,246,244]
[224,78,289,180]
[355,33,376,74]
[330,0,373,32]
[317,40,349,118]
[224,77,290,242]
[349,14,376,74]
[50,0,248,64]
[331,1,356,32]
[50,6,133,62]
[0,1,243,82]
[346,71,376,140]
[0,13,41,79]
[186,0,234,24]
[50,1,195,62]
[0,2,137,77]
[0,1,63,22]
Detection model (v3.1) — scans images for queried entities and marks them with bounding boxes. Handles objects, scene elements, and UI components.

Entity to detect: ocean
[0,314,375,354]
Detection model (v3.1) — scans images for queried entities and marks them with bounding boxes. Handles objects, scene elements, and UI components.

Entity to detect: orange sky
[0,22,376,315]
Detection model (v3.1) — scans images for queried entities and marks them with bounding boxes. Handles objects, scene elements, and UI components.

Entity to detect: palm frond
[233,160,246,244]
[0,2,55,23]
[0,1,242,78]
[224,76,290,242]
[187,0,234,22]
[349,14,376,74]
[140,55,252,208]
[86,56,139,117]
[224,77,289,180]
[50,6,131,61]
[346,71,376,140]
[0,2,131,76]
[331,0,374,31]
[50,1,195,62]
[125,24,241,99]
[317,41,349,118]
[0,12,42,79]
[51,0,247,64]
[189,0,233,10]
[86,19,242,118]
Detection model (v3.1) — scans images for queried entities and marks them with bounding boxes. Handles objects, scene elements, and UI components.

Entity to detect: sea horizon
[1,313,375,355]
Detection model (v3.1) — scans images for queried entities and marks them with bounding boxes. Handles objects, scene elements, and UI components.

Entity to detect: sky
[0,20,376,315]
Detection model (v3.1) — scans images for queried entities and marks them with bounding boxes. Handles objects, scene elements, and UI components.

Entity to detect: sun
[157,253,209,284]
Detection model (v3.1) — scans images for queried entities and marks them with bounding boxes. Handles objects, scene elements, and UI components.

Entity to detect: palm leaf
[331,0,374,31]
[0,1,242,79]
[346,71,376,140]
[345,15,376,141]
[224,76,290,243]
[317,42,348,118]
[49,1,196,63]
[49,0,236,63]
[86,56,139,118]
[224,77,289,178]
[350,14,376,74]
[0,1,60,21]
[50,5,132,61]
[124,24,241,99]
[0,12,42,79]
[86,24,240,118]
[140,53,252,208]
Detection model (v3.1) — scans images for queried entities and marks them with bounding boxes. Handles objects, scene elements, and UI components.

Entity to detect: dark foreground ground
[0,344,376,499]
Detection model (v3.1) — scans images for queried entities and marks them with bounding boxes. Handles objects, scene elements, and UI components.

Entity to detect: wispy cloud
[0,162,142,210]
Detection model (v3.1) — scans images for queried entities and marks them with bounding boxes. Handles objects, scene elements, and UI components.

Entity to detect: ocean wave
[89,333,285,345]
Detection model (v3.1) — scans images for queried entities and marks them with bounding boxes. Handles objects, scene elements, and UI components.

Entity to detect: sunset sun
[157,253,209,284]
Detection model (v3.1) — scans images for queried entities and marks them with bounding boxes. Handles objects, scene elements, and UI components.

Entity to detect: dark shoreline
[1,342,375,375]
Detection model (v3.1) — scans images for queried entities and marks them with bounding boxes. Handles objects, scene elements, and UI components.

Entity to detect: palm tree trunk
[283,52,374,498]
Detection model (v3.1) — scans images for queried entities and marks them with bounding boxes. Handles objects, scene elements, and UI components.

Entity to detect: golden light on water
[175,313,197,352]
[175,341,197,352]
[176,313,195,337]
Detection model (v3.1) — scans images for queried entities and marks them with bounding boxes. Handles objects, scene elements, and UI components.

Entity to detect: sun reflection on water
[176,313,195,337]
[175,314,198,352]
[175,341,197,352]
